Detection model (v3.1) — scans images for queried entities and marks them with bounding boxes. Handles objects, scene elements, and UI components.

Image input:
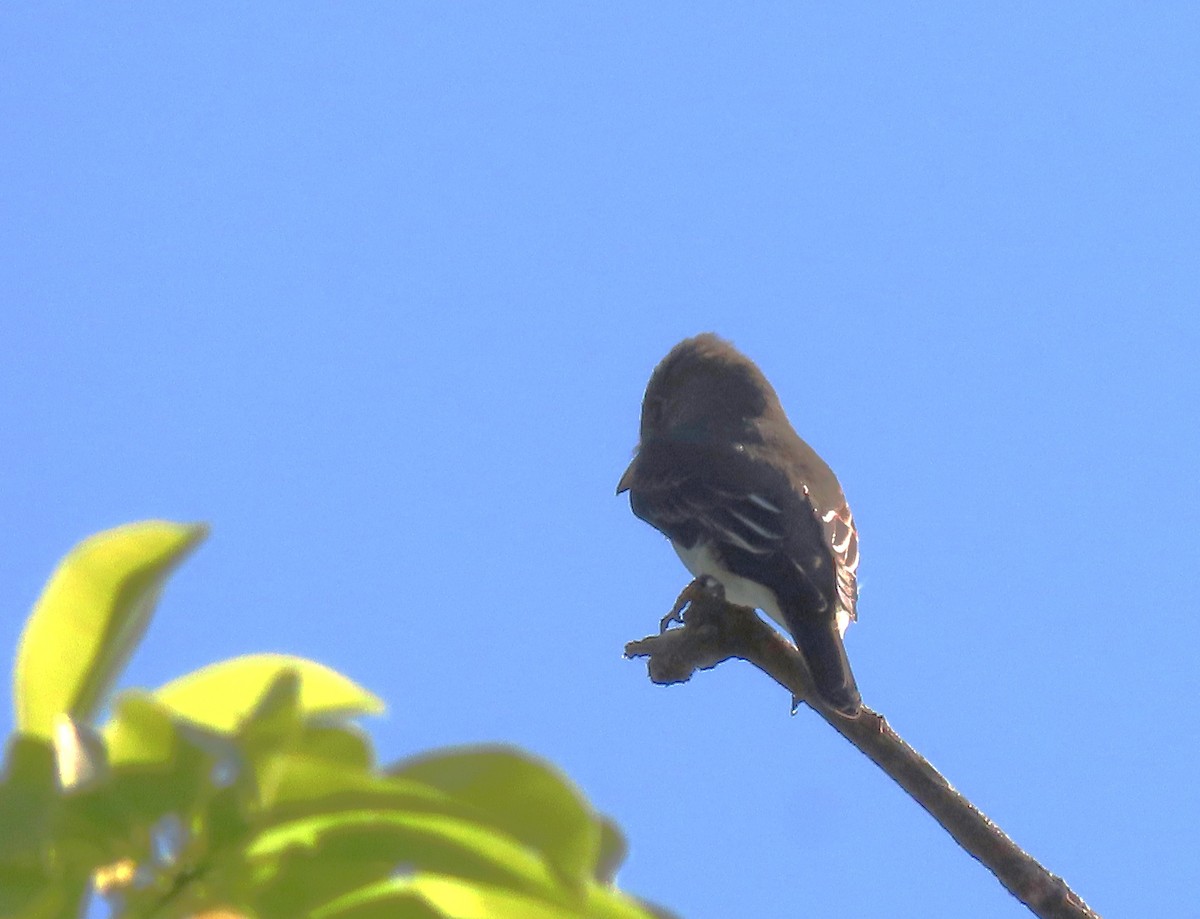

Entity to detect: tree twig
[624,587,1101,919]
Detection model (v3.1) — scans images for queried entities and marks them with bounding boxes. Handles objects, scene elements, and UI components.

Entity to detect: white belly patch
[672,540,851,638]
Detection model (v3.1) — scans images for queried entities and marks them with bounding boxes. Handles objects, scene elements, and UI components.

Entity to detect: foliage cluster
[0,522,663,919]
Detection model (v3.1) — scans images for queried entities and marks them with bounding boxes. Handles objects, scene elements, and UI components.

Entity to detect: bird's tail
[787,613,862,717]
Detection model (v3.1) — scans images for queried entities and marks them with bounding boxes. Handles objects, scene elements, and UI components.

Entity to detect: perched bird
[617,333,863,716]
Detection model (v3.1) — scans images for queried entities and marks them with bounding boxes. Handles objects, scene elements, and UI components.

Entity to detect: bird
[617,333,863,716]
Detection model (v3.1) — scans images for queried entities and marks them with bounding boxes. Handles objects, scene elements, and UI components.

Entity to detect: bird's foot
[660,576,725,632]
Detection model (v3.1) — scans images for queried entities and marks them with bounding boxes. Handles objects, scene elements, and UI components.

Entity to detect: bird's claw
[660,576,725,632]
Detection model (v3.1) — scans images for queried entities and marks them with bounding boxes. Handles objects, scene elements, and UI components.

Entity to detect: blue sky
[2,4,1198,917]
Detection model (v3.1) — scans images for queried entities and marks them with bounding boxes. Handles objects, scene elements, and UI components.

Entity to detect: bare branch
[624,587,1101,919]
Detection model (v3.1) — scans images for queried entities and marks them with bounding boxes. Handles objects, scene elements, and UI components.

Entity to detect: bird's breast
[670,539,787,630]
[671,539,852,639]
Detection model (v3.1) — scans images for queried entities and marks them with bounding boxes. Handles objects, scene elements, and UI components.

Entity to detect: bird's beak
[616,455,638,495]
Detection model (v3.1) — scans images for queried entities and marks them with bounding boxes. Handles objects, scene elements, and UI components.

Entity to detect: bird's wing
[816,498,859,621]
[626,440,858,621]
[625,443,790,557]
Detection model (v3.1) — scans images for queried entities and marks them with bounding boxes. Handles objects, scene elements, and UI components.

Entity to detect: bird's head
[637,333,782,445]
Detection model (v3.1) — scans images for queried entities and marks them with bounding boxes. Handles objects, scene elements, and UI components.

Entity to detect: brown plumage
[618,333,862,716]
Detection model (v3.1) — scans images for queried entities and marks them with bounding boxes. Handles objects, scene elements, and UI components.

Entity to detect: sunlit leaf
[246,809,571,907]
[391,746,601,887]
[155,655,383,733]
[237,671,305,759]
[308,875,452,919]
[255,752,474,826]
[95,692,228,829]
[246,846,403,919]
[14,520,208,738]
[297,724,374,772]
[313,873,661,919]
[233,690,378,813]
[312,888,446,919]
[104,693,180,768]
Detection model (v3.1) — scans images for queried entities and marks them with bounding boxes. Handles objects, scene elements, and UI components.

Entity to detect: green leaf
[237,670,306,759]
[246,847,408,919]
[0,737,93,919]
[203,784,254,853]
[14,520,208,738]
[224,681,378,814]
[95,692,229,829]
[154,655,384,733]
[391,747,602,888]
[310,881,447,919]
[297,724,374,772]
[313,873,653,919]
[0,867,89,919]
[307,875,454,919]
[0,736,58,872]
[585,886,678,919]
[104,692,182,768]
[253,752,488,830]
[246,809,571,907]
